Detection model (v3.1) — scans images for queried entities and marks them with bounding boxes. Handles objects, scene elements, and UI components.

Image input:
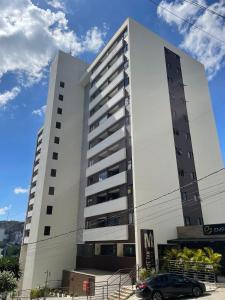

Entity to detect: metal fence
[160,259,216,283]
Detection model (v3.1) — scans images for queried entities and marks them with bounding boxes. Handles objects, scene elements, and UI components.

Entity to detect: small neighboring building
[20,18,225,292]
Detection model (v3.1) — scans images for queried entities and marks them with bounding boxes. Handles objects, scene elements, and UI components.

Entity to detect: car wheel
[152,291,163,300]
[192,286,203,297]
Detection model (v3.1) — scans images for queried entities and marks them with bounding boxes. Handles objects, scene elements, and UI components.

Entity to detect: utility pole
[44,270,50,300]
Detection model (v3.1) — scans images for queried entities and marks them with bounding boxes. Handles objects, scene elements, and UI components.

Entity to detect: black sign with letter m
[141,229,156,271]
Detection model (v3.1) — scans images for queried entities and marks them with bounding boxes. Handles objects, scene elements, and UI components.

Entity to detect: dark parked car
[136,273,206,300]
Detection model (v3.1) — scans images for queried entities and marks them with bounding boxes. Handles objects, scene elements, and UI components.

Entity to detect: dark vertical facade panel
[164,47,203,226]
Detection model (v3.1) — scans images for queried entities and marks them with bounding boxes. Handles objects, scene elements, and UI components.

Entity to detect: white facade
[21,51,87,291]
[20,18,225,292]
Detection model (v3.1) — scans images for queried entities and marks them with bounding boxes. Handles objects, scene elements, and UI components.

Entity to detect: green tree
[0,271,17,299]
[163,246,222,273]
[0,257,21,279]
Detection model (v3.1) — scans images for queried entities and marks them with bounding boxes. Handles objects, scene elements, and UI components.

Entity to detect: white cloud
[32,105,46,117]
[0,87,21,107]
[157,0,225,79]
[47,0,65,10]
[14,187,29,194]
[83,26,107,53]
[0,205,12,215]
[0,0,107,107]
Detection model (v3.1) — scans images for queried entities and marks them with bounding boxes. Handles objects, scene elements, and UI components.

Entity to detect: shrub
[139,267,155,281]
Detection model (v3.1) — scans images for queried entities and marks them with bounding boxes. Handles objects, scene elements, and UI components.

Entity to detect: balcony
[88,89,125,126]
[86,148,126,177]
[84,196,127,218]
[23,237,29,244]
[83,224,128,241]
[27,210,33,218]
[89,71,124,112]
[85,171,127,197]
[91,39,124,81]
[89,55,124,96]
[25,223,31,230]
[87,126,126,159]
[88,107,125,142]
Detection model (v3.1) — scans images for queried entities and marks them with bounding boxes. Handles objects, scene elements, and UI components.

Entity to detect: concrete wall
[21,51,87,291]
[128,19,184,267]
[128,18,225,267]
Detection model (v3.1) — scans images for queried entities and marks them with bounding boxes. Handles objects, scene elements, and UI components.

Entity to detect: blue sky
[0,0,224,221]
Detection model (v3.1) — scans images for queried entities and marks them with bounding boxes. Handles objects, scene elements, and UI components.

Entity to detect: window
[123,244,135,257]
[46,206,53,215]
[129,212,134,224]
[50,169,57,177]
[127,160,132,170]
[183,114,188,122]
[100,244,116,256]
[26,216,32,224]
[31,181,37,188]
[60,81,65,88]
[30,192,35,199]
[188,151,193,158]
[190,171,197,180]
[54,136,60,144]
[173,128,179,136]
[33,169,38,177]
[176,147,182,156]
[56,122,61,129]
[24,229,30,237]
[52,152,58,160]
[108,216,120,226]
[99,170,107,181]
[48,186,55,195]
[178,169,184,177]
[28,204,33,211]
[194,194,199,201]
[185,132,190,141]
[57,107,62,115]
[181,192,188,201]
[58,94,64,101]
[184,216,191,226]
[44,226,51,236]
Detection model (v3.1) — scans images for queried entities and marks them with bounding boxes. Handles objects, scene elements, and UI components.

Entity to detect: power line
[149,0,225,45]
[23,167,225,246]
[23,186,225,256]
[183,0,225,20]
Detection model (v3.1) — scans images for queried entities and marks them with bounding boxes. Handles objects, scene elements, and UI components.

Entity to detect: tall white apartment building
[20,18,225,291]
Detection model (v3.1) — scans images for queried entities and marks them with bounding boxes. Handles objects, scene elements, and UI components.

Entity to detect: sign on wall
[203,223,225,235]
[141,229,156,271]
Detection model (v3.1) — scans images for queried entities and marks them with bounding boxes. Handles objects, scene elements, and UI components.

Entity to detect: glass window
[46,206,53,215]
[48,186,55,195]
[56,122,61,129]
[99,170,107,181]
[52,152,58,160]
[44,226,51,236]
[50,169,57,177]
[58,94,63,101]
[54,136,60,144]
[123,244,135,257]
[100,244,116,256]
[60,81,65,88]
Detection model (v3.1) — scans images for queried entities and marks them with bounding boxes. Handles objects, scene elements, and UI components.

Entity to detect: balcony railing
[83,224,128,241]
[85,171,127,197]
[84,196,127,218]
[88,107,125,142]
